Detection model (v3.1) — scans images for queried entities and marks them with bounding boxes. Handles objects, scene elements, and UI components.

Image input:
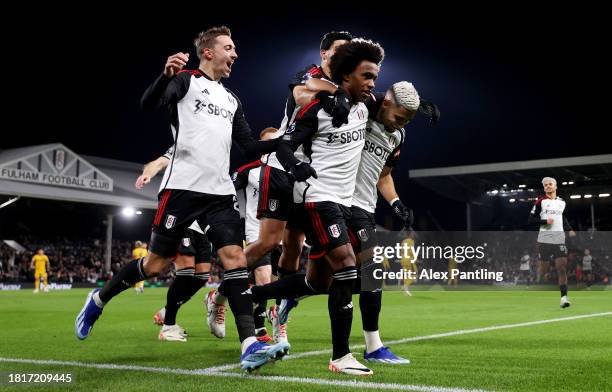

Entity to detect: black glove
[316,89,350,128]
[288,161,318,182]
[392,199,414,229]
[331,89,351,127]
[418,100,440,125]
[315,91,335,113]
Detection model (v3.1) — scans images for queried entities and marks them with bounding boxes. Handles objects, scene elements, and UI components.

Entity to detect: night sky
[5,8,605,169]
[1,8,607,234]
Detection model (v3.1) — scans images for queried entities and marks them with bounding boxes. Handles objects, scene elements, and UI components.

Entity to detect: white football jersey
[284,101,368,206]
[142,70,256,196]
[352,113,404,213]
[530,196,568,244]
[582,255,593,270]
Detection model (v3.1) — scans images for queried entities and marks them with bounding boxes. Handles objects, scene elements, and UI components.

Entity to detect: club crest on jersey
[182,237,191,247]
[54,149,65,171]
[357,229,369,242]
[328,224,341,238]
[165,214,176,229]
[269,199,279,212]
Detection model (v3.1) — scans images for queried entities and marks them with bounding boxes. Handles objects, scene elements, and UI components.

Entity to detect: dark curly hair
[329,38,384,85]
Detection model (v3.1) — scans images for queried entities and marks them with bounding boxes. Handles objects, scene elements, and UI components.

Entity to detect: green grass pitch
[1,288,611,391]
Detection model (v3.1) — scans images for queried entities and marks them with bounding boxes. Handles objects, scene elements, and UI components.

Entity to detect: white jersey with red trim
[142,70,257,196]
[286,101,369,207]
[530,196,567,244]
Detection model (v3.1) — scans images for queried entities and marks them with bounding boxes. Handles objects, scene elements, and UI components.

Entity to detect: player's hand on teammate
[135,174,151,189]
[289,161,318,182]
[330,89,351,128]
[568,230,576,237]
[164,53,189,77]
[392,199,414,229]
[546,218,554,225]
[315,89,350,128]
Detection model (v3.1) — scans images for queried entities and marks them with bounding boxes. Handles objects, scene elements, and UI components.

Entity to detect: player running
[75,26,287,372]
[528,176,576,308]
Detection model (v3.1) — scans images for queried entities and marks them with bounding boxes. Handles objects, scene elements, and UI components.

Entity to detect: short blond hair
[390,81,420,111]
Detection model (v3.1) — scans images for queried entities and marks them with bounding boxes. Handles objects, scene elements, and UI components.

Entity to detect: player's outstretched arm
[141,53,191,111]
[229,94,279,159]
[135,156,170,189]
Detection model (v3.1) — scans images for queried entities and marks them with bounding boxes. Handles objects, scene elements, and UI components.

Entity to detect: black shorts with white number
[347,205,378,254]
[177,229,213,264]
[151,189,242,258]
[301,201,351,258]
[538,242,568,261]
[257,165,294,221]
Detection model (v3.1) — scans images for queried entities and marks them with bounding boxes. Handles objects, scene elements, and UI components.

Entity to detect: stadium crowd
[2,230,609,286]
[0,237,223,285]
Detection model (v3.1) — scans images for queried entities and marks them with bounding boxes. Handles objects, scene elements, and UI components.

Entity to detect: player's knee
[143,263,163,276]
[282,244,302,261]
[195,262,211,273]
[558,266,567,274]
[174,255,194,269]
[254,267,272,285]
[219,245,247,270]
[260,235,281,253]
[308,277,330,293]
[278,255,300,272]
[143,254,169,276]
[336,250,356,269]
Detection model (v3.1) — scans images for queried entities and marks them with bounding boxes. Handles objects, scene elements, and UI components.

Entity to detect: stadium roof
[409,154,612,202]
[0,143,159,209]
